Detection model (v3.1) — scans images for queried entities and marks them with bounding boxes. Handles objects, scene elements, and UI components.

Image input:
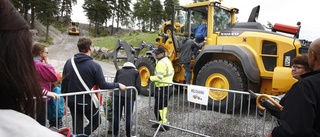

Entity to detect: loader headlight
[211,2,221,7]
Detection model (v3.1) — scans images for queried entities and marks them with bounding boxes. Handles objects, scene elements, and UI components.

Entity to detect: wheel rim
[139,66,150,87]
[166,29,171,34]
[206,73,229,101]
[165,26,172,35]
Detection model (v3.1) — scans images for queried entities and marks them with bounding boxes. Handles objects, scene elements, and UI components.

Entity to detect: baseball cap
[153,46,166,54]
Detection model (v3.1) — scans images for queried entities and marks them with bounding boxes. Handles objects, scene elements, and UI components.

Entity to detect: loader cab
[180,1,238,45]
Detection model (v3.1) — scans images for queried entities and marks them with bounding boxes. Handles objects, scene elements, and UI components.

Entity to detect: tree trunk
[46,24,49,42]
[105,19,108,28]
[95,22,98,37]
[138,20,141,32]
[116,1,120,32]
[95,10,98,37]
[89,21,91,30]
[111,13,115,35]
[31,5,35,29]
[149,18,152,32]
[24,3,28,21]
[60,0,65,19]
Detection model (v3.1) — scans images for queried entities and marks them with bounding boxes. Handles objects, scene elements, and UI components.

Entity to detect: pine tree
[33,0,59,42]
[149,0,163,31]
[83,0,112,37]
[163,0,179,22]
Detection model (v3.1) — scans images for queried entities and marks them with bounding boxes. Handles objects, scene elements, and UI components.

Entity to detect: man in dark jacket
[268,38,320,137]
[62,37,126,135]
[178,32,205,84]
[111,62,141,137]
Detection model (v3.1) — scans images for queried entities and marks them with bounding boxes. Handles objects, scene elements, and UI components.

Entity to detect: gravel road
[47,30,276,137]
[47,30,116,76]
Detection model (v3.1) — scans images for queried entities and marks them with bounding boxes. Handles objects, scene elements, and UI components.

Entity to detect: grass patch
[92,31,158,51]
[90,31,159,63]
[38,37,54,45]
[52,22,68,33]
[88,27,110,37]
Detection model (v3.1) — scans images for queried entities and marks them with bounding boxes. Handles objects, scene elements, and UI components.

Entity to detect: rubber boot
[160,108,168,123]
[151,109,162,128]
[159,107,170,131]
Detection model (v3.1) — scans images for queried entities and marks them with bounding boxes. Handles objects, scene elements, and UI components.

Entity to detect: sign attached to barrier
[187,85,209,106]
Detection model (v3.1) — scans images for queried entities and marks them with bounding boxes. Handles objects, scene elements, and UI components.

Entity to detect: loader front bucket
[113,40,135,70]
[113,39,157,70]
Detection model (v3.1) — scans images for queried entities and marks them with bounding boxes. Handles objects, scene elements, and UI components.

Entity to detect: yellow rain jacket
[150,57,174,87]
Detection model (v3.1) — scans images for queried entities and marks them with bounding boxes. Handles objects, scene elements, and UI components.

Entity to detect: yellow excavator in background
[113,1,311,113]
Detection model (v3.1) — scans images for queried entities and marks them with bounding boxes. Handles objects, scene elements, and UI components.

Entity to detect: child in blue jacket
[48,72,65,128]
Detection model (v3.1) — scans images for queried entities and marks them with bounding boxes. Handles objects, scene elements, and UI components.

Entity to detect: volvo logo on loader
[220,32,240,36]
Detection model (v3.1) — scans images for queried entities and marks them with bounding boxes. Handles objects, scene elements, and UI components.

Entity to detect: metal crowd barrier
[104,75,115,83]
[148,81,280,137]
[40,86,139,137]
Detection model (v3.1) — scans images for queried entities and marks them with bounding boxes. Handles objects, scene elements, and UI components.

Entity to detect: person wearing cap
[109,62,141,137]
[192,15,207,57]
[149,46,174,131]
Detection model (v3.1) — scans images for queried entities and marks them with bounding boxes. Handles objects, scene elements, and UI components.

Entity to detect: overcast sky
[71,0,319,41]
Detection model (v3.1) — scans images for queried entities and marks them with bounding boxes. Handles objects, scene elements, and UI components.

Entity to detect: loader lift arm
[113,39,156,70]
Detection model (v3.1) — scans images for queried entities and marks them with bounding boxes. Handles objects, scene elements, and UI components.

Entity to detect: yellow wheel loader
[160,11,185,34]
[113,1,311,113]
[68,21,80,35]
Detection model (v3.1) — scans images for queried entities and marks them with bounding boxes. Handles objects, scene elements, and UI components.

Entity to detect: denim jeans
[184,63,191,84]
[193,46,199,57]
[194,37,205,56]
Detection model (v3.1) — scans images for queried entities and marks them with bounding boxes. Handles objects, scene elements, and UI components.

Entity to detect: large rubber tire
[135,56,156,96]
[196,59,247,113]
[180,27,184,33]
[164,25,173,35]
